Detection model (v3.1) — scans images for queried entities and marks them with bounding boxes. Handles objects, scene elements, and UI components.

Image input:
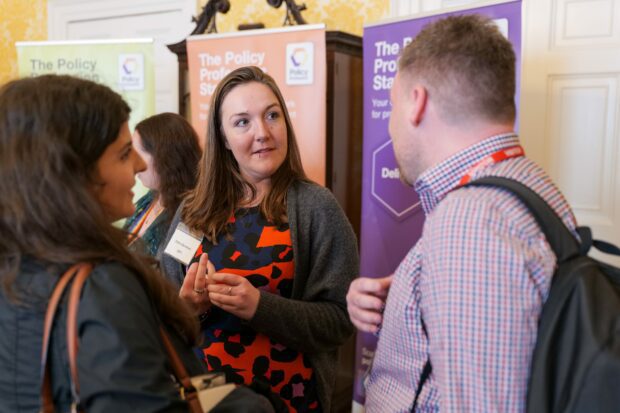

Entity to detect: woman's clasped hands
[180,253,260,320]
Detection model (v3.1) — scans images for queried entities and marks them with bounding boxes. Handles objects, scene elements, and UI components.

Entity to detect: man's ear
[409,85,428,127]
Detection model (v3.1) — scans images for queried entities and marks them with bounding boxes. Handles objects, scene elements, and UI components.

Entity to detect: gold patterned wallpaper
[0,0,47,85]
[200,0,390,35]
[0,0,389,85]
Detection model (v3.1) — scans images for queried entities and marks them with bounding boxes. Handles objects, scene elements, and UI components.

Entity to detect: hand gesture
[207,272,260,321]
[346,275,393,334]
[179,253,215,315]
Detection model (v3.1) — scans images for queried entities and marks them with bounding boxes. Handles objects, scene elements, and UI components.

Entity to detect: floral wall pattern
[0,0,390,85]
[199,0,390,35]
[0,0,47,85]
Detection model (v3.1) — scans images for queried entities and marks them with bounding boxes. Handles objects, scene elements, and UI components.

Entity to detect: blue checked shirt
[365,134,577,412]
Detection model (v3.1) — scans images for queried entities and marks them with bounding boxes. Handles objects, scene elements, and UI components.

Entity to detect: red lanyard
[458,145,525,186]
[128,201,162,242]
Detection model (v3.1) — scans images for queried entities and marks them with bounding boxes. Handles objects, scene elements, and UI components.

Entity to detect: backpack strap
[574,226,620,257]
[410,318,432,412]
[463,176,580,263]
[593,239,620,256]
[410,361,431,411]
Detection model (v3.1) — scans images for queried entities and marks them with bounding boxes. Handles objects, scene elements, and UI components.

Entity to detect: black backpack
[465,176,620,413]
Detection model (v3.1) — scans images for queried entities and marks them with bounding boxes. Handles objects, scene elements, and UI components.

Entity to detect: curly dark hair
[0,74,198,342]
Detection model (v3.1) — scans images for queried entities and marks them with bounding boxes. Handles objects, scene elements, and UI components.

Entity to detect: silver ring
[193,288,205,294]
[227,287,232,295]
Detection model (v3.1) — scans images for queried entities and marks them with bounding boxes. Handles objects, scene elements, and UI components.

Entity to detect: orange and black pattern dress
[191,207,320,412]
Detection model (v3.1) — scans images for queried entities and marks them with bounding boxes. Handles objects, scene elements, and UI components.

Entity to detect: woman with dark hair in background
[0,74,205,412]
[161,66,359,412]
[124,112,201,256]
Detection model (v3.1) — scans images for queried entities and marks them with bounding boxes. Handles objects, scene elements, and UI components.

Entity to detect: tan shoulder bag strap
[159,326,203,413]
[41,263,201,413]
[40,263,92,413]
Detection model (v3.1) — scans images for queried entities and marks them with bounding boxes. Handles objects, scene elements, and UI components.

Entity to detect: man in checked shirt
[346,14,578,412]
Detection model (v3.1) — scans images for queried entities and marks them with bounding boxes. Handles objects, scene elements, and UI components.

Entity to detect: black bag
[466,176,620,413]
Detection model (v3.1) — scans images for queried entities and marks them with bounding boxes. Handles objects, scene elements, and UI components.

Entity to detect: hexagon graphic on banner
[371,139,421,220]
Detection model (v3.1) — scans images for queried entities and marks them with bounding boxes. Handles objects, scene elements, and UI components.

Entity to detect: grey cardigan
[160,180,359,412]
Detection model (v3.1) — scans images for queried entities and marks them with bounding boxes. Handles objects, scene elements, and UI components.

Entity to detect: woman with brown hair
[0,74,205,412]
[161,66,359,412]
[124,112,201,257]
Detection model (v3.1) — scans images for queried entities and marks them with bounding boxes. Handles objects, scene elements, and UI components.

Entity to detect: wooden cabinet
[324,31,362,413]
[325,31,363,240]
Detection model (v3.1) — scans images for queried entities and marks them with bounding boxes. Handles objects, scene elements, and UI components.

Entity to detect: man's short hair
[399,14,516,125]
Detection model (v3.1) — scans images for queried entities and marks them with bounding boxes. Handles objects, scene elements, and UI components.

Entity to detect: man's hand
[346,275,393,334]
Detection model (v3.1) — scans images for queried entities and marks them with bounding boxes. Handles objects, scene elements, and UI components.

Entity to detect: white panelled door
[391,0,620,266]
[48,0,196,114]
[390,0,481,15]
[521,0,620,266]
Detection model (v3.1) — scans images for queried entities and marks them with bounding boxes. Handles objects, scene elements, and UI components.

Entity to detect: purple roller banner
[354,1,522,409]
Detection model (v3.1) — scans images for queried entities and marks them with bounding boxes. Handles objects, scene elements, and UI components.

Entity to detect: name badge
[163,222,203,266]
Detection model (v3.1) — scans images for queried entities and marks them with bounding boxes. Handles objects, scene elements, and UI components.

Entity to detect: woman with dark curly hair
[0,74,212,412]
[124,113,201,257]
